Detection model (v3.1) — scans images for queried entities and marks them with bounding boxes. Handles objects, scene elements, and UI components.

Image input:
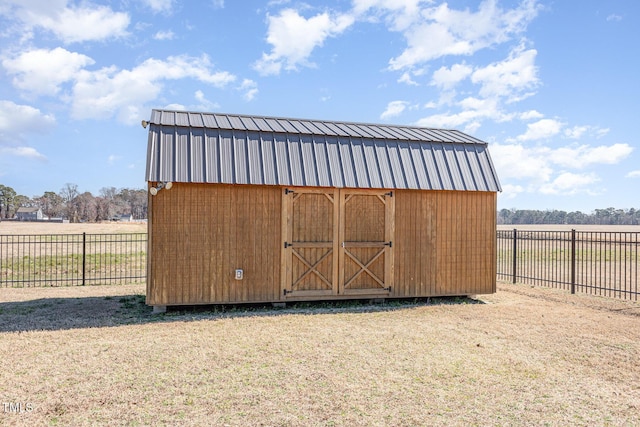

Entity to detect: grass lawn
[1,282,639,426]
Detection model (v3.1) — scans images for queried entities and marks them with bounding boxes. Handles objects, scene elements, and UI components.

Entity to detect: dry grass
[1,282,639,426]
[0,221,147,235]
[497,224,640,232]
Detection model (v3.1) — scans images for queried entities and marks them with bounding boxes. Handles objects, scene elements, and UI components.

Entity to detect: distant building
[111,214,133,222]
[15,207,43,221]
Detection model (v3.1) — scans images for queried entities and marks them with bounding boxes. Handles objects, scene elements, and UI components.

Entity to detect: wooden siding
[147,183,281,305]
[147,184,496,306]
[394,190,496,297]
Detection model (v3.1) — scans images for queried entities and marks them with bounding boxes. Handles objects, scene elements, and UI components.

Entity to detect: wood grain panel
[147,183,281,305]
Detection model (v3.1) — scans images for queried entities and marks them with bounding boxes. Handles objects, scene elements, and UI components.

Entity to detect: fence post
[82,232,86,286]
[512,228,517,284]
[571,229,576,294]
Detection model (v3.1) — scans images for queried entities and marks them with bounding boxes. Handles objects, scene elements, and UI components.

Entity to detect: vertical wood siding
[147,183,281,305]
[394,190,496,297]
[147,184,496,306]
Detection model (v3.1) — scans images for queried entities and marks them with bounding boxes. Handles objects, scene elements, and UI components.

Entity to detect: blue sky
[0,0,638,212]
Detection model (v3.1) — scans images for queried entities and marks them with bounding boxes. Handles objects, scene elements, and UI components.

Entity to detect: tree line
[499,207,640,225]
[0,183,147,222]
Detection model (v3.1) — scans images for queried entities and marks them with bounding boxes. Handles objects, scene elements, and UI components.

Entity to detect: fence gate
[282,188,394,298]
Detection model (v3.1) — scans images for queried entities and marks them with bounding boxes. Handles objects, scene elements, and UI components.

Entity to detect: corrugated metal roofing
[145,109,501,192]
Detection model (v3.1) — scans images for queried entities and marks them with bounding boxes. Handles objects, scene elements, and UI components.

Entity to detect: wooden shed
[144,109,501,310]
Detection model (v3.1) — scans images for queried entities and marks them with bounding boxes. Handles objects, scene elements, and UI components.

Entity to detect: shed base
[152,305,167,314]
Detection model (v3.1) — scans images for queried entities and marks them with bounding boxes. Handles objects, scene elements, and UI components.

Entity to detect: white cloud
[193,90,220,111]
[491,142,553,182]
[552,143,633,169]
[4,1,130,43]
[253,8,355,75]
[416,96,506,129]
[564,125,609,139]
[153,30,175,40]
[0,146,46,160]
[398,72,419,86]
[2,47,94,95]
[163,103,186,110]
[539,172,600,195]
[387,0,540,70]
[141,0,174,13]
[0,100,56,137]
[352,0,423,30]
[71,55,236,124]
[491,141,632,196]
[416,43,539,131]
[430,63,473,90]
[380,100,409,120]
[626,171,640,178]
[513,118,563,141]
[519,110,543,120]
[606,14,622,22]
[499,183,524,199]
[0,100,53,160]
[238,79,258,101]
[471,45,539,101]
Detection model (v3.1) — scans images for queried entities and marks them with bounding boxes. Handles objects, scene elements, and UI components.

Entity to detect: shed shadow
[0,294,483,333]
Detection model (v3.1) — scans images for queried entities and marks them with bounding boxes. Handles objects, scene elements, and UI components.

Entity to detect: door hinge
[283,289,289,295]
[284,242,292,248]
[385,191,393,197]
[284,188,295,195]
[384,241,393,247]
[384,286,392,292]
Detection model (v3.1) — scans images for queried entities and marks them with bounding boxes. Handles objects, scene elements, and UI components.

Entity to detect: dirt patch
[1,282,639,426]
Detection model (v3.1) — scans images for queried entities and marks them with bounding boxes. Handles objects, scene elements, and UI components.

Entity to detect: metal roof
[145,109,501,192]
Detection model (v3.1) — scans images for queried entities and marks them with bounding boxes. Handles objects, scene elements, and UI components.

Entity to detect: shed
[144,109,501,310]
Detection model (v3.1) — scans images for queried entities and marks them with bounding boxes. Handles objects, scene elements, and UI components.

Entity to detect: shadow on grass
[0,294,483,333]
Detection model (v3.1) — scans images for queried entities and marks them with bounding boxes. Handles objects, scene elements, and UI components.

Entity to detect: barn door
[339,191,394,295]
[282,189,339,297]
[282,188,393,298]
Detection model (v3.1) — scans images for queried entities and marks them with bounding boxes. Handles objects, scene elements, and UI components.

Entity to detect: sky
[0,0,638,213]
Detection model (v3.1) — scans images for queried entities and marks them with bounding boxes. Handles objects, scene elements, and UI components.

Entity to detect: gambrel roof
[145,109,501,192]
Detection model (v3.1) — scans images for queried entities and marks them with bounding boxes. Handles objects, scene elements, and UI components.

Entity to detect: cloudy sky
[0,0,638,212]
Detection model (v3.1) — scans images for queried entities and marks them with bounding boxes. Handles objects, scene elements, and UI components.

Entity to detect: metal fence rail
[498,229,639,301]
[2,231,639,302]
[0,233,146,287]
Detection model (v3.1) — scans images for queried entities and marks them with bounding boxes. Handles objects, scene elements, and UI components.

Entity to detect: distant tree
[118,188,147,219]
[59,183,81,220]
[13,195,32,209]
[59,183,79,204]
[34,191,65,219]
[0,184,17,219]
[498,207,640,226]
[69,192,97,222]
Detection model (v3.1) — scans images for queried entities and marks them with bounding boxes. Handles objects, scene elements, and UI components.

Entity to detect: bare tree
[34,191,65,219]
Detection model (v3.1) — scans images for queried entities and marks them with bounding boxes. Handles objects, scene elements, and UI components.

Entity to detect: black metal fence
[0,233,146,287]
[497,229,639,301]
[2,231,639,302]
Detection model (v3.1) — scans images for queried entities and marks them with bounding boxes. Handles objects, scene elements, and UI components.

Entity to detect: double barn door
[282,188,394,298]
